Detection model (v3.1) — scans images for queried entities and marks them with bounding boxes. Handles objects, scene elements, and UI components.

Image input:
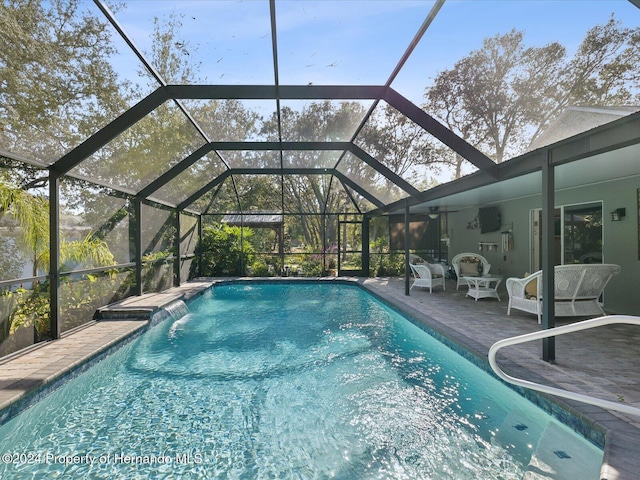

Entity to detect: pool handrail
[488,315,640,417]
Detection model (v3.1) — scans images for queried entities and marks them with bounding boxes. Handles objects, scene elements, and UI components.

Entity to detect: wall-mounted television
[479,207,501,234]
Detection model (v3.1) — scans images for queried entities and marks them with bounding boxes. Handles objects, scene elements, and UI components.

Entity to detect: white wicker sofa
[506,264,621,324]
[451,253,491,290]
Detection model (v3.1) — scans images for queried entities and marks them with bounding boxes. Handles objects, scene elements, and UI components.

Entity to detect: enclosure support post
[174,208,181,287]
[404,200,410,296]
[134,198,143,296]
[337,214,342,273]
[240,214,245,276]
[198,214,203,278]
[541,150,556,362]
[321,214,326,277]
[278,223,284,275]
[48,173,60,339]
[362,215,370,277]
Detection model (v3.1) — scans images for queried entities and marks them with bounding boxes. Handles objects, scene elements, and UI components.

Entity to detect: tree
[1,180,117,274]
[145,13,201,85]
[357,104,442,190]
[0,0,129,161]
[424,16,640,169]
[558,16,640,113]
[0,179,49,275]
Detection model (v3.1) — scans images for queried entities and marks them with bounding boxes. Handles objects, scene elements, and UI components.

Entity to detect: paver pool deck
[1,277,639,479]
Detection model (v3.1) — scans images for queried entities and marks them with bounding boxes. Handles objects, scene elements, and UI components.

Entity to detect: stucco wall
[447,176,639,315]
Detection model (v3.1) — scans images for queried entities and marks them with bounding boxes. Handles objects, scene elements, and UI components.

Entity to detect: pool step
[524,422,602,479]
[492,410,545,464]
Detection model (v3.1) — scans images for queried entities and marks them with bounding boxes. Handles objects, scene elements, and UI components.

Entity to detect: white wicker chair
[506,264,621,323]
[451,253,491,290]
[409,263,446,293]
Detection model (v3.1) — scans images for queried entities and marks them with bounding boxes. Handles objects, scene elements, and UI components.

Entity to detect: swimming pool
[0,283,602,478]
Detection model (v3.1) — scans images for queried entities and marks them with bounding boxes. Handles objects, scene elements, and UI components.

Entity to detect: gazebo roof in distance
[221,214,284,228]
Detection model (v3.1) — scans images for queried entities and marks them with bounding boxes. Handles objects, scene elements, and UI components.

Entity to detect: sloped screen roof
[2,0,639,216]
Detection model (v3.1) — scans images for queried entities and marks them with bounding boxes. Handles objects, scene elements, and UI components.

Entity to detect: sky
[101,0,640,106]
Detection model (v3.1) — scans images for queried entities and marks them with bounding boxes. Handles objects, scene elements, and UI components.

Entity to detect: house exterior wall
[447,176,640,315]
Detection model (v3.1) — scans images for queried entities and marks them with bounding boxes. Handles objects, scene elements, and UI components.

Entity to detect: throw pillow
[459,261,479,275]
[524,276,538,298]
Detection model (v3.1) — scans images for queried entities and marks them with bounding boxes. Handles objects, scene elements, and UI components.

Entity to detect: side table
[463,275,503,301]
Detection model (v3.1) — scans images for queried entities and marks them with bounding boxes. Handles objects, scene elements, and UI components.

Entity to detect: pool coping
[1,276,638,479]
[0,320,147,426]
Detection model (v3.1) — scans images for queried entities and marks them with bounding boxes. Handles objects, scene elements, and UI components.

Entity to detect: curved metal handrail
[489,315,640,417]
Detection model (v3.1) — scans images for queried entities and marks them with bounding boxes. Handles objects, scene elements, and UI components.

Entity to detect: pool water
[0,283,602,479]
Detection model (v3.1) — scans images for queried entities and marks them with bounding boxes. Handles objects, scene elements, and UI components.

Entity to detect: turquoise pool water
[0,283,602,479]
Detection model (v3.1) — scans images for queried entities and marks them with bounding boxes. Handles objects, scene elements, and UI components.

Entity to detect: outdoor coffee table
[463,275,503,301]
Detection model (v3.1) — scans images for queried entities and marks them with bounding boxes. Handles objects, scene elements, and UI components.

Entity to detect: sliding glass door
[563,203,603,264]
[530,202,603,271]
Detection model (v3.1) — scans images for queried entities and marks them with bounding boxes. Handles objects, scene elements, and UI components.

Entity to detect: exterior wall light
[610,208,626,221]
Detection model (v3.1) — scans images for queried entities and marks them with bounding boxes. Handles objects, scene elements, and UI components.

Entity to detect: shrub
[193,223,255,276]
[250,259,270,277]
[370,252,404,277]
